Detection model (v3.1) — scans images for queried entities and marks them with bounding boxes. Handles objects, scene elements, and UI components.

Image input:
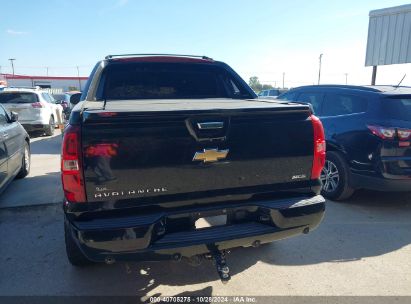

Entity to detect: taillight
[397,128,411,140]
[367,125,396,139]
[61,125,85,203]
[31,102,44,108]
[311,115,326,179]
[368,125,411,141]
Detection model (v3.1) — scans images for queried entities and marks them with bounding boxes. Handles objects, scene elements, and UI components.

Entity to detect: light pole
[76,66,82,91]
[8,58,16,77]
[282,72,285,89]
[344,73,348,85]
[317,54,323,85]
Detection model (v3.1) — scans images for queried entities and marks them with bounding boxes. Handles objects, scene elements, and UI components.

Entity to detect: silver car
[0,88,63,136]
[258,89,287,99]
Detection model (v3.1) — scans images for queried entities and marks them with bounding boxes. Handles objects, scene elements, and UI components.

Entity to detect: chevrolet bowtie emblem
[193,148,229,163]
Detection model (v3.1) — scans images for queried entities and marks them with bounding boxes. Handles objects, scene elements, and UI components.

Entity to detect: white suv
[0,88,63,136]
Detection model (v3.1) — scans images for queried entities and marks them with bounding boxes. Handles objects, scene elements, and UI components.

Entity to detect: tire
[64,217,93,266]
[16,141,30,179]
[45,116,55,136]
[320,151,354,201]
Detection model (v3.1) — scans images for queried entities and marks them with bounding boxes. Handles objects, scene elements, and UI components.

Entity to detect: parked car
[278,85,411,200]
[0,87,64,136]
[257,89,286,99]
[0,104,30,194]
[52,93,70,116]
[62,54,326,282]
[53,91,82,120]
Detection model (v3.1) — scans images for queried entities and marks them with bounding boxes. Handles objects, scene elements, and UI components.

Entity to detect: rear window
[381,97,411,121]
[98,62,252,100]
[53,94,67,101]
[0,92,38,104]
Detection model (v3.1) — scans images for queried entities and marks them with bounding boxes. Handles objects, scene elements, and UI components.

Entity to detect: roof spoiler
[4,85,42,90]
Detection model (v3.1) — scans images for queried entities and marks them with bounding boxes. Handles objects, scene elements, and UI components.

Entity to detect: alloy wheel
[320,160,340,192]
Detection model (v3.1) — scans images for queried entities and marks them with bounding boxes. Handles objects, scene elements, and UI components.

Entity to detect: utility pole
[46,67,49,77]
[317,54,323,85]
[8,58,16,76]
[282,72,285,89]
[76,66,82,91]
[8,59,16,86]
[371,66,377,85]
[344,73,348,85]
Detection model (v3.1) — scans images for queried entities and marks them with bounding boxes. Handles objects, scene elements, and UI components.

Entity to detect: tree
[261,84,274,90]
[249,76,262,92]
[249,76,273,93]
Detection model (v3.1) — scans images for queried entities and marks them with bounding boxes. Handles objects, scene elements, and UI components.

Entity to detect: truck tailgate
[81,99,314,203]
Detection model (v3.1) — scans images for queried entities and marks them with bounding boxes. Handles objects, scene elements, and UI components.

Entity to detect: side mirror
[10,111,18,122]
[70,94,81,105]
[55,100,62,104]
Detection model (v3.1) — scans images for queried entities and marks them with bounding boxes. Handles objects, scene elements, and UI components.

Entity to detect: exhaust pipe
[105,256,116,265]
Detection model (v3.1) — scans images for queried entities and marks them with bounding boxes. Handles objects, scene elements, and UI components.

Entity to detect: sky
[1,0,411,88]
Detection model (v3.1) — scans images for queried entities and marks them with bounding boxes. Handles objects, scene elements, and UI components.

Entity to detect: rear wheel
[16,142,30,179]
[45,116,55,136]
[64,218,93,266]
[320,151,354,201]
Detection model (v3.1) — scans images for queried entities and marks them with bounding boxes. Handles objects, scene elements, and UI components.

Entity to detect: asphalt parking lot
[0,133,63,208]
[0,134,410,297]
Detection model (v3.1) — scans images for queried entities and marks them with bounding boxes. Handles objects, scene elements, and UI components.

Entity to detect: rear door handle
[197,122,224,130]
[3,133,8,139]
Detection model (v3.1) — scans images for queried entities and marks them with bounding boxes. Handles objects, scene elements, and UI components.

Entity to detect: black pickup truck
[62,54,326,281]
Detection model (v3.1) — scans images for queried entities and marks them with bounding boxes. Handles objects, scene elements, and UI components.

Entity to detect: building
[0,73,88,92]
[365,4,411,84]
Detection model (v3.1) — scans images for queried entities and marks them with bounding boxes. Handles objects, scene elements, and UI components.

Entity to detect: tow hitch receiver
[208,248,231,284]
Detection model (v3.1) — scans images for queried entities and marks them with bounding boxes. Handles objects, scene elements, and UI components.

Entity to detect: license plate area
[195,214,227,229]
[163,207,257,235]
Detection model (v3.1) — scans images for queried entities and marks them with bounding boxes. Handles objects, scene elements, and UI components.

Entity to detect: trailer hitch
[206,245,231,284]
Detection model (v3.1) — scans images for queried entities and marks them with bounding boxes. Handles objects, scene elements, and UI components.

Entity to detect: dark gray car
[0,104,30,194]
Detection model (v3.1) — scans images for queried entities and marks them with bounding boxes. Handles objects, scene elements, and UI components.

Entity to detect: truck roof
[105,54,214,63]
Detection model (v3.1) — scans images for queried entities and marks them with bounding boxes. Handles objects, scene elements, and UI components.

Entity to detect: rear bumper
[20,116,50,125]
[66,195,325,262]
[21,124,47,132]
[350,172,411,191]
